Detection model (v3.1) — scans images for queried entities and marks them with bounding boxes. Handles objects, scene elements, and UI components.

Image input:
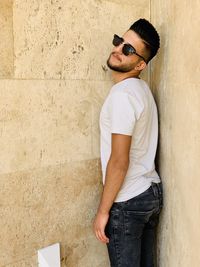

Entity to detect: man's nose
[113,43,123,53]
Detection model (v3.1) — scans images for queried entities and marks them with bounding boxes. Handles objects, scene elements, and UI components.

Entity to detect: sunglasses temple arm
[136,53,146,63]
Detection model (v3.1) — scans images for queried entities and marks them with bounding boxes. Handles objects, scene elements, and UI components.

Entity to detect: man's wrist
[97,206,110,215]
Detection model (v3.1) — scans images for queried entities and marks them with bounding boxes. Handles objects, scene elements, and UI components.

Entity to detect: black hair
[129,18,160,62]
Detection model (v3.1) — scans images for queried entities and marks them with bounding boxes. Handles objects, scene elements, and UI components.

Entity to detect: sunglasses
[112,34,146,62]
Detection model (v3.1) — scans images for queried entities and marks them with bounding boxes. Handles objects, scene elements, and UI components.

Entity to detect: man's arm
[93,133,132,243]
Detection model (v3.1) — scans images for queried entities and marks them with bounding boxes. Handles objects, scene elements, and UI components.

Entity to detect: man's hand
[93,211,109,243]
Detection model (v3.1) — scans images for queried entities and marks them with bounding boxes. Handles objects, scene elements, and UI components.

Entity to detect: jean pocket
[123,209,155,238]
[106,211,123,239]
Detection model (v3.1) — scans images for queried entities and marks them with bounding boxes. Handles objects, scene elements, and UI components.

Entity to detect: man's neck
[112,71,140,84]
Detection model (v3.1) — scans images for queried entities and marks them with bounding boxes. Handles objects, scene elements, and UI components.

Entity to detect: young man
[93,19,163,267]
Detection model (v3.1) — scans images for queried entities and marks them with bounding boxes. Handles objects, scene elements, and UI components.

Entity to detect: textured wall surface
[13,0,149,81]
[0,0,14,78]
[151,1,200,266]
[0,1,150,266]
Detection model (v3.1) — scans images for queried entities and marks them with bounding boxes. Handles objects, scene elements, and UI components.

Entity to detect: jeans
[105,182,163,267]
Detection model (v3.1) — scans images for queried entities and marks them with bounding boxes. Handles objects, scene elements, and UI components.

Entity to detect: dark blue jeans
[105,182,163,267]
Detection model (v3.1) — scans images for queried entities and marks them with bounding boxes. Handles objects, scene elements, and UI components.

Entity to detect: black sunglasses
[112,34,146,62]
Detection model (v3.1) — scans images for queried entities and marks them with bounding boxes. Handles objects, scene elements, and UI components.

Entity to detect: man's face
[107,30,147,73]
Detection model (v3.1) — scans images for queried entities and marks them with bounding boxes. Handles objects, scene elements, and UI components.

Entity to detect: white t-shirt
[100,77,161,202]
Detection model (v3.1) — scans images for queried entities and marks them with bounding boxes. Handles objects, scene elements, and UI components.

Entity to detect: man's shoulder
[111,78,149,101]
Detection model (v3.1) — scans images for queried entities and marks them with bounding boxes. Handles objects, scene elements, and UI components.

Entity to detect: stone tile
[61,231,109,267]
[0,0,14,78]
[2,255,37,267]
[0,80,101,174]
[151,0,200,88]
[151,1,200,266]
[0,159,105,266]
[13,0,149,80]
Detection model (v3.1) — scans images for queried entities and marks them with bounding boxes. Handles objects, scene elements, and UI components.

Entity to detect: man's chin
[106,60,129,73]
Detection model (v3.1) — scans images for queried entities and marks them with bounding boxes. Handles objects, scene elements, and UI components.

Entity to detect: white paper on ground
[38,243,61,267]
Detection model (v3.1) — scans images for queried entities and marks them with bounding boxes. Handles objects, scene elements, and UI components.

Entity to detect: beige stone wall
[4,1,200,266]
[0,0,14,78]
[0,1,150,266]
[151,1,200,266]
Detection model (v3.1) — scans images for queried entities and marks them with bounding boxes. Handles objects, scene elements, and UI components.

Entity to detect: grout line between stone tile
[0,78,112,82]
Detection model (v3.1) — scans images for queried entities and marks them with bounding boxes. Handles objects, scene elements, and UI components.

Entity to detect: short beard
[106,55,134,73]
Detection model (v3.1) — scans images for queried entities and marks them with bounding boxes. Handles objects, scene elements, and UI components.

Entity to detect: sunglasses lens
[113,35,123,46]
[122,44,135,56]
[112,35,138,57]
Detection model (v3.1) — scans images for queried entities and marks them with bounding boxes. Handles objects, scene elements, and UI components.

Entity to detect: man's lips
[111,52,122,62]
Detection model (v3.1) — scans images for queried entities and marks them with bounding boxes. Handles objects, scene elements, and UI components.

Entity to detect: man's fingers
[97,230,104,242]
[99,229,109,243]
[93,212,110,243]
[102,233,109,243]
[95,228,109,243]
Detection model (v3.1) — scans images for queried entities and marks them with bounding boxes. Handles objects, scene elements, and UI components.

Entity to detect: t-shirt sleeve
[109,91,143,136]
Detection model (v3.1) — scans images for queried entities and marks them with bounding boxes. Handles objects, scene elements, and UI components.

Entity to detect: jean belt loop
[157,183,162,196]
[151,182,158,197]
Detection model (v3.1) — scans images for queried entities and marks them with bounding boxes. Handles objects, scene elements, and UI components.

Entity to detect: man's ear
[134,60,147,71]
